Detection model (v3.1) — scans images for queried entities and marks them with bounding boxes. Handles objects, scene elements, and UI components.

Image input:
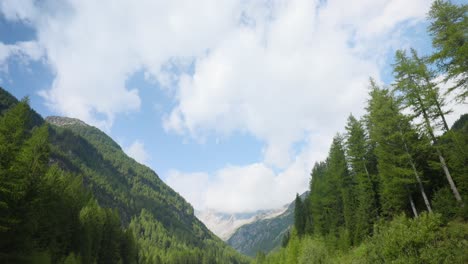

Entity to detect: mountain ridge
[0,87,249,263]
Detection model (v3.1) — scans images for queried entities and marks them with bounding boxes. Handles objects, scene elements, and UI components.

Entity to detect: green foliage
[428,0,468,101]
[294,194,306,236]
[345,114,377,243]
[281,231,290,248]
[0,95,183,264]
[129,209,250,264]
[367,85,422,217]
[360,213,468,264]
[261,214,468,264]
[46,120,249,263]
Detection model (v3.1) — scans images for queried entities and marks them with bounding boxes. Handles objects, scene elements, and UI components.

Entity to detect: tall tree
[367,83,427,217]
[309,162,328,235]
[428,0,468,101]
[322,135,349,237]
[0,100,39,259]
[393,49,463,206]
[345,114,378,243]
[294,194,306,236]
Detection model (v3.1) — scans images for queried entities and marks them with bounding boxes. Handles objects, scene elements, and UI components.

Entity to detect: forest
[256,1,467,263]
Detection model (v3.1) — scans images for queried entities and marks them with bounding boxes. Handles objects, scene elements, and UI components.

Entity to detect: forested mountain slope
[0,87,249,264]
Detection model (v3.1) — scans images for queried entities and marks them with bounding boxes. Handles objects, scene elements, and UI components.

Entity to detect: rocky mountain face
[226,191,309,256]
[196,207,288,241]
[46,116,89,127]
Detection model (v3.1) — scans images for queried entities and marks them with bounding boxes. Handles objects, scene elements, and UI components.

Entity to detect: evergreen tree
[345,114,377,243]
[428,0,468,101]
[322,135,348,236]
[368,85,413,216]
[393,49,463,206]
[309,162,328,235]
[294,194,306,236]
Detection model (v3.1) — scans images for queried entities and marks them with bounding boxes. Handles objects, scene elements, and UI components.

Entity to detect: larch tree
[428,0,468,101]
[393,49,463,206]
[367,83,423,217]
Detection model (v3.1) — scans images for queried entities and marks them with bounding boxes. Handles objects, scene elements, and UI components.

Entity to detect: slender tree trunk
[421,73,450,132]
[437,149,463,204]
[433,99,449,132]
[397,124,433,213]
[363,162,371,181]
[407,154,433,213]
[409,194,418,218]
[416,96,464,206]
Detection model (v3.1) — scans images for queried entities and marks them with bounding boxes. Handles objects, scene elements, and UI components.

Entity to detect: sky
[0,0,466,213]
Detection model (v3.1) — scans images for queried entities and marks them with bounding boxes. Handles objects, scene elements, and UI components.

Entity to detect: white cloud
[163,0,432,168]
[0,41,43,74]
[2,0,442,212]
[166,132,332,213]
[0,0,37,22]
[165,171,210,210]
[125,140,150,165]
[436,76,468,131]
[1,0,240,129]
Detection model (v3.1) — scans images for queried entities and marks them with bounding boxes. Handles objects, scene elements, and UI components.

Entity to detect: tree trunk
[409,194,418,218]
[437,149,463,205]
[408,156,433,213]
[398,129,433,213]
[416,96,463,206]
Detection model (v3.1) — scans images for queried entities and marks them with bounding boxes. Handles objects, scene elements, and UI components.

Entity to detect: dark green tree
[345,114,377,243]
[294,194,306,236]
[367,81,434,217]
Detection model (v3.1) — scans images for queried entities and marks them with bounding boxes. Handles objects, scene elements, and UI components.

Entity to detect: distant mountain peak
[46,116,89,127]
[196,206,289,241]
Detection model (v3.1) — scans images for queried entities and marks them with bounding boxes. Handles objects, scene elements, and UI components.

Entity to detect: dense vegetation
[257,1,467,263]
[0,90,249,263]
[0,99,137,263]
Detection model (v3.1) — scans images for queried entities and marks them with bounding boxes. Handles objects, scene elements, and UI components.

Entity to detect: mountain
[0,87,249,263]
[227,192,309,257]
[196,207,288,241]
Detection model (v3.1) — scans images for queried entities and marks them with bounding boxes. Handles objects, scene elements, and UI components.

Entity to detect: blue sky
[1,0,465,213]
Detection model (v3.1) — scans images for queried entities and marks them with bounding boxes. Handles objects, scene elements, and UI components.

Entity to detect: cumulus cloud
[167,132,335,213]
[163,0,431,168]
[125,140,150,165]
[2,0,443,212]
[1,0,239,129]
